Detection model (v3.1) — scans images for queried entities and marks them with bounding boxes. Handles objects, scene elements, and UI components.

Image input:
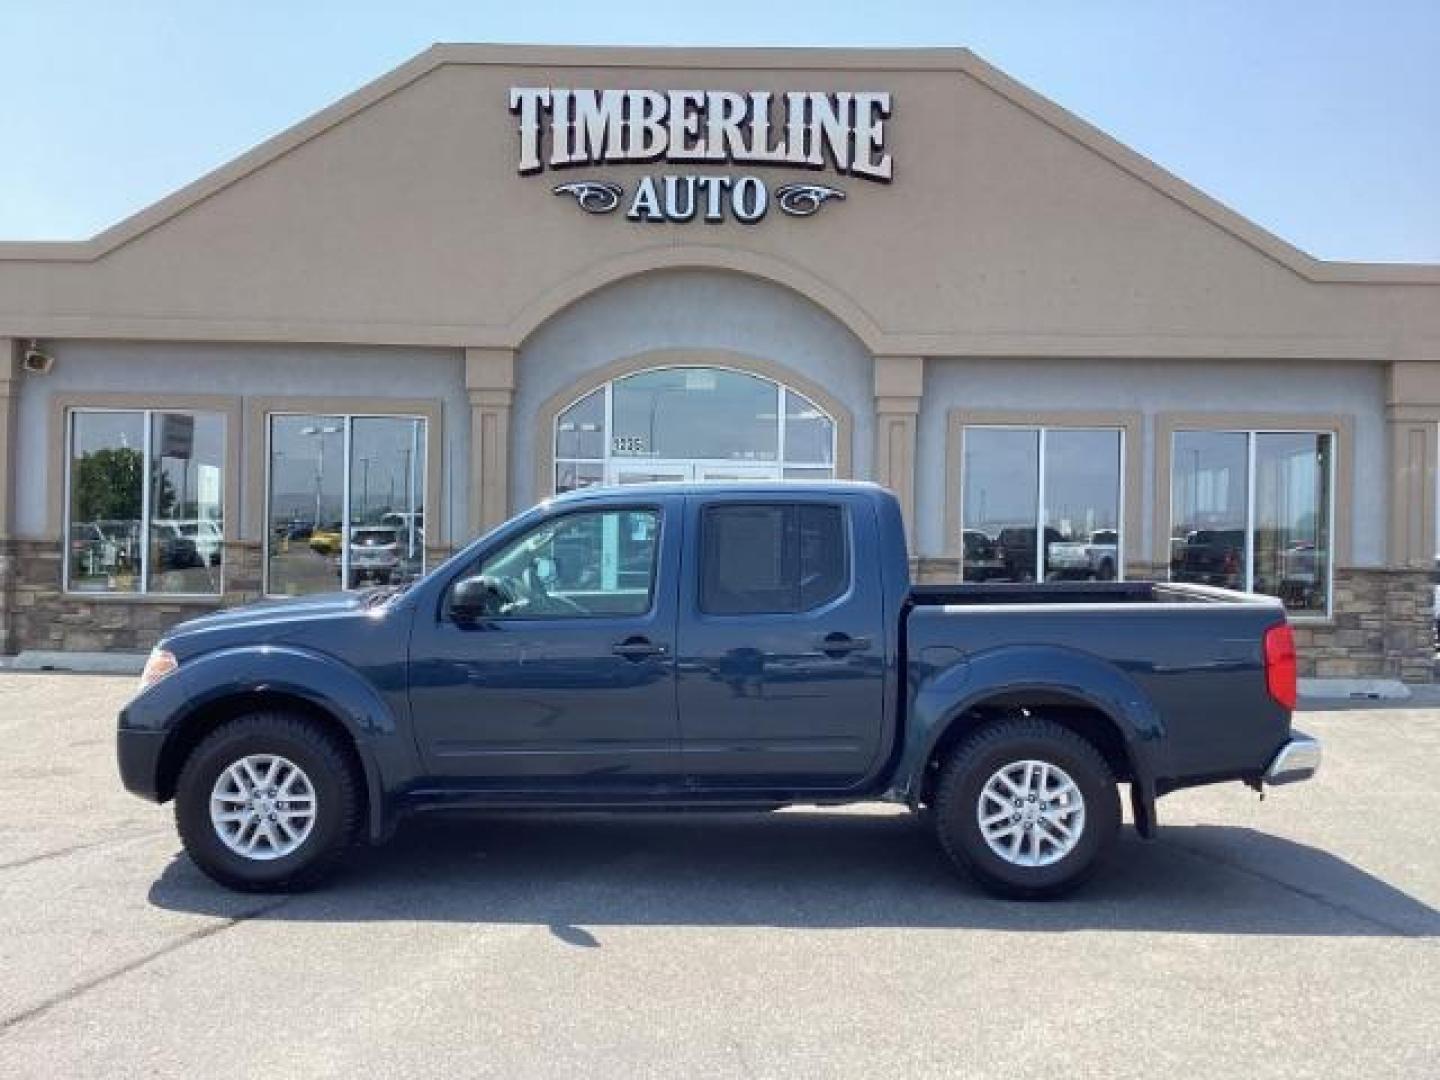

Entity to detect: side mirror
[449,575,500,622]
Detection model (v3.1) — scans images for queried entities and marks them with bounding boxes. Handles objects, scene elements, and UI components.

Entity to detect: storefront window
[66,409,225,595]
[553,366,836,492]
[1171,430,1333,614]
[265,414,427,596]
[962,428,1039,581]
[960,426,1123,582]
[1169,432,1248,591]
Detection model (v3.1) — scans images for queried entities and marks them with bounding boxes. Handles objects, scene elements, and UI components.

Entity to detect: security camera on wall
[21,340,53,375]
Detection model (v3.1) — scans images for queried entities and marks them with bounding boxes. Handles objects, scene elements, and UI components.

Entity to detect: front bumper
[117,724,167,801]
[1263,732,1321,785]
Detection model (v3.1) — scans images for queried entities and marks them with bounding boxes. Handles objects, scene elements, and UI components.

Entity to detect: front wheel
[174,712,360,892]
[932,717,1120,900]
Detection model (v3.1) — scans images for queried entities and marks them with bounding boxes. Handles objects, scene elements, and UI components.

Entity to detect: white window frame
[263,412,429,598]
[63,407,226,598]
[960,424,1127,582]
[553,365,838,493]
[1168,428,1337,620]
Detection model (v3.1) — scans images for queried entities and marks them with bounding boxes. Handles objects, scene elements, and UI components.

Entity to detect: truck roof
[547,480,889,504]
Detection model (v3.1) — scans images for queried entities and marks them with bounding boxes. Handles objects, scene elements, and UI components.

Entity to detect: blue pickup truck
[118,482,1319,899]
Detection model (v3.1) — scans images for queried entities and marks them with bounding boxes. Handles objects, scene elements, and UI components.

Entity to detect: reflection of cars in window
[308,523,344,557]
[380,511,424,547]
[273,521,313,543]
[1275,541,1320,609]
[70,521,128,578]
[348,526,401,585]
[961,529,1005,581]
[1432,556,1440,643]
[995,526,1065,582]
[149,522,204,572]
[155,519,222,567]
[1171,530,1245,588]
[1046,529,1119,581]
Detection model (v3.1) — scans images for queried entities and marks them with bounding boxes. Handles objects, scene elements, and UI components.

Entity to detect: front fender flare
[163,644,418,841]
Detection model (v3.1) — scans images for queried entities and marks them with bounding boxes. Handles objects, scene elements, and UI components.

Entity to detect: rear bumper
[1263,732,1321,785]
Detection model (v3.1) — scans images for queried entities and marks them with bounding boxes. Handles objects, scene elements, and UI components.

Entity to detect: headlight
[138,647,179,692]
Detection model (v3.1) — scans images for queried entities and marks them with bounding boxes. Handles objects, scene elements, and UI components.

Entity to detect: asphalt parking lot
[0,673,1436,1079]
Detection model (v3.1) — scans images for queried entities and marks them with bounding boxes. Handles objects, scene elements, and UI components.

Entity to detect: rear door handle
[817,632,871,657]
[612,637,667,660]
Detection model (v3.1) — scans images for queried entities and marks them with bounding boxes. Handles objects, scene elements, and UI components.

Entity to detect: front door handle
[817,632,871,658]
[612,637,667,660]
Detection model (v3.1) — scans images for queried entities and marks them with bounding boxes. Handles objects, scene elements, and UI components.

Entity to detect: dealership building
[1,44,1439,679]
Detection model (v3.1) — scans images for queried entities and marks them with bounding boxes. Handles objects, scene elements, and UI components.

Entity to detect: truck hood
[163,591,370,644]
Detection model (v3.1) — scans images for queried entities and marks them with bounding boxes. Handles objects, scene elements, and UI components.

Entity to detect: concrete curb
[1298,677,1411,702]
[0,650,147,675]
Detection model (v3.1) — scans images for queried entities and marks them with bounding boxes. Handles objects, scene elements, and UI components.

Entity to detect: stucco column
[465,347,515,538]
[873,355,924,543]
[0,340,18,654]
[1386,360,1440,567]
[0,341,16,539]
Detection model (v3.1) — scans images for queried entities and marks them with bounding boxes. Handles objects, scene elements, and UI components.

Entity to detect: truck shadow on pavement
[148,811,1439,940]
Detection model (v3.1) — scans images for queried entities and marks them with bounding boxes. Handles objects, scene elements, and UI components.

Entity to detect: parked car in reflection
[149,522,203,572]
[274,521,314,543]
[961,529,1006,581]
[154,519,222,567]
[1275,541,1321,609]
[381,511,424,549]
[1046,529,1119,581]
[308,523,344,557]
[1432,555,1440,643]
[1170,529,1245,589]
[995,526,1065,582]
[69,521,128,578]
[347,525,401,585]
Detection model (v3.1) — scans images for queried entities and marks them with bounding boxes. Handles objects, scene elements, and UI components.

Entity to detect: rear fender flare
[900,644,1165,806]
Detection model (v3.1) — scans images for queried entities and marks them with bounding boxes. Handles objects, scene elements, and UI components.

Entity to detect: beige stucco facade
[1,45,1438,676]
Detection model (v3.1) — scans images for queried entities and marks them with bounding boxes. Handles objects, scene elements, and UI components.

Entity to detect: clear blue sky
[2,0,1436,262]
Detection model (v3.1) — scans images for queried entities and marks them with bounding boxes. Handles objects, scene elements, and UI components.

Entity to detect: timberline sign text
[509,87,893,223]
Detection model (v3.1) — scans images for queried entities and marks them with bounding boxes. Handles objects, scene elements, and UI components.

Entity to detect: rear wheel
[174,712,360,892]
[932,716,1119,900]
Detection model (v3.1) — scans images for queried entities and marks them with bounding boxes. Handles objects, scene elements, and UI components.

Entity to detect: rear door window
[699,503,848,615]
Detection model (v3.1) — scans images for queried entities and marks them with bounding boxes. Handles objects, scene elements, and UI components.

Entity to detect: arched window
[553,366,837,493]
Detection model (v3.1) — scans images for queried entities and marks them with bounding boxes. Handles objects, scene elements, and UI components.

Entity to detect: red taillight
[1264,623,1297,710]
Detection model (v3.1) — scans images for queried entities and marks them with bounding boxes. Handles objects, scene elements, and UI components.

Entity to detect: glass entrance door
[612,463,693,486]
[609,461,781,485]
[553,366,836,495]
[694,464,779,482]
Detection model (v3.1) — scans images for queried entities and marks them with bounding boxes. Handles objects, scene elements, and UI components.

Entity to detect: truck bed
[909,580,1278,607]
[902,579,1291,795]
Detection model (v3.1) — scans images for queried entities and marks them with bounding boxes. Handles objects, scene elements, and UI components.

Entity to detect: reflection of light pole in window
[410,421,420,559]
[645,386,683,459]
[358,456,374,522]
[299,424,341,529]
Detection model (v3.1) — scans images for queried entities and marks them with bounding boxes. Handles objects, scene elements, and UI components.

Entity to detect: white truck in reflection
[1046,529,1119,581]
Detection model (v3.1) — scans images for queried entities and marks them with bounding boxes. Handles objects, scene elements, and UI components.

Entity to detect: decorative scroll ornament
[775,182,847,217]
[552,180,624,214]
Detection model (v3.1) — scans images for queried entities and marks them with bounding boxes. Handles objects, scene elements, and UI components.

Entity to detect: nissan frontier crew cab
[118,483,1320,899]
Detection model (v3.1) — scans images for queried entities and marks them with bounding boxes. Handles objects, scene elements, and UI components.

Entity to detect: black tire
[932,716,1120,900]
[174,712,360,892]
